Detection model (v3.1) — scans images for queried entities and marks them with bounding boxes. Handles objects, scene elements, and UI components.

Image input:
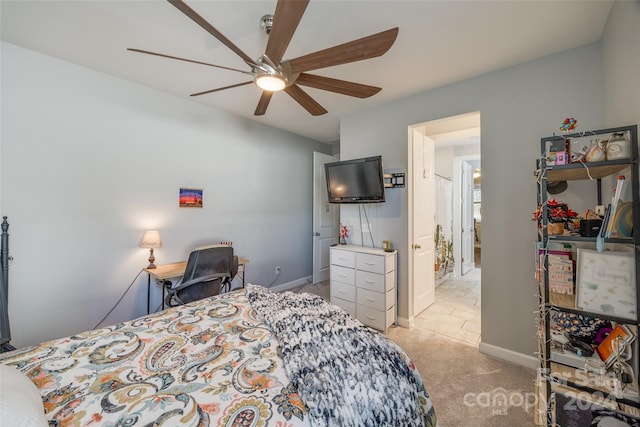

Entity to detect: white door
[461,161,474,275]
[412,129,435,315]
[312,152,339,283]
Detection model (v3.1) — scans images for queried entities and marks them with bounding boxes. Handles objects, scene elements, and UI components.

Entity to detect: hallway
[414,268,481,346]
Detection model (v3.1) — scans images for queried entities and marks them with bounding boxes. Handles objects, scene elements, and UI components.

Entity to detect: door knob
[313,232,320,236]
[413,244,421,249]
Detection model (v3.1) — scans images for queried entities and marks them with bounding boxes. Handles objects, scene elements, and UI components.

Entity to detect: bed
[0,283,437,426]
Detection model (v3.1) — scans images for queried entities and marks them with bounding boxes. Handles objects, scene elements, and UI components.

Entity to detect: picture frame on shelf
[576,249,636,320]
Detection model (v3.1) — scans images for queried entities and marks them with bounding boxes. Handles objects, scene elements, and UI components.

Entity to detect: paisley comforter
[1,287,436,426]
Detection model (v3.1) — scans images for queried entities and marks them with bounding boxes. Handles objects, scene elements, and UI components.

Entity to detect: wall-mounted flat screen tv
[325,156,385,203]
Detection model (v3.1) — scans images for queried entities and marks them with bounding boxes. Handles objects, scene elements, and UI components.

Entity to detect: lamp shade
[139,230,162,248]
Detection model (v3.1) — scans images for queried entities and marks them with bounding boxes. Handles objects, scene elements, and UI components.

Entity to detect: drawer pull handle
[365,279,375,284]
[366,315,375,320]
[366,297,376,302]
[366,262,375,266]
[339,274,347,278]
[339,289,346,294]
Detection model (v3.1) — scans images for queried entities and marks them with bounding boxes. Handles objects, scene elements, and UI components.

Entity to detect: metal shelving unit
[536,125,639,425]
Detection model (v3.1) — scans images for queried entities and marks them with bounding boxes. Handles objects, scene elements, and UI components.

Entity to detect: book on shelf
[597,204,611,252]
[608,201,633,238]
[605,176,628,238]
[600,203,612,238]
[606,201,619,238]
[535,242,577,307]
[535,242,575,284]
[548,254,574,294]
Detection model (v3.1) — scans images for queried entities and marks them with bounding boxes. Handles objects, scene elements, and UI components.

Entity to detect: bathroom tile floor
[415,268,482,346]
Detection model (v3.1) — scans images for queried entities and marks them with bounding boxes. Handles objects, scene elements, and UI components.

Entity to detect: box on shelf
[580,219,603,237]
[546,139,568,166]
[549,291,576,308]
[551,350,594,370]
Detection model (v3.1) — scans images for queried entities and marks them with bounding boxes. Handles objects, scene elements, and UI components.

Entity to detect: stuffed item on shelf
[585,139,607,162]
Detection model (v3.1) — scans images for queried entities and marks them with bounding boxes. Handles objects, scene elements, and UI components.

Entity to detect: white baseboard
[478,341,538,370]
[267,276,313,293]
[397,316,415,328]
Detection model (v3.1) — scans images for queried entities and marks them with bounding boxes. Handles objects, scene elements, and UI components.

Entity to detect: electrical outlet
[275,266,281,275]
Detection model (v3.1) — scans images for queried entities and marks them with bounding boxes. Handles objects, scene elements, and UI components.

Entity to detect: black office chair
[164,245,238,307]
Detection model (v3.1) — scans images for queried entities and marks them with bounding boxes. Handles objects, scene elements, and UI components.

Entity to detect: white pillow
[0,363,48,427]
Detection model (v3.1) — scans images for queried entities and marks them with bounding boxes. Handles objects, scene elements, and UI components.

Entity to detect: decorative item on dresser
[330,244,397,331]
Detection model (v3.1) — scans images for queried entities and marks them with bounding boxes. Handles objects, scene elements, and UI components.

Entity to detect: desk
[144,258,249,314]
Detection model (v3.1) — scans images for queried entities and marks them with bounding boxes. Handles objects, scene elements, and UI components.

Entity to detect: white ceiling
[0,0,614,144]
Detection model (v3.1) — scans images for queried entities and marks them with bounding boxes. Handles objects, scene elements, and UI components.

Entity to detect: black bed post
[1,216,15,352]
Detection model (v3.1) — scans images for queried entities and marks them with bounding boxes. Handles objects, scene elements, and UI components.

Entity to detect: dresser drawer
[330,281,356,302]
[330,265,355,286]
[356,305,395,331]
[331,248,356,268]
[356,270,395,293]
[356,253,385,274]
[331,297,356,318]
[357,288,395,311]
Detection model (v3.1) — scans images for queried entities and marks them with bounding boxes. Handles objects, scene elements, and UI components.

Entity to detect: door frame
[408,128,436,322]
[453,154,480,277]
[407,111,481,326]
[407,127,417,326]
[312,152,339,284]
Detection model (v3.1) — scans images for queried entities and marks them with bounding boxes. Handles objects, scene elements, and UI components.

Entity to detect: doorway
[408,112,481,345]
[312,152,339,284]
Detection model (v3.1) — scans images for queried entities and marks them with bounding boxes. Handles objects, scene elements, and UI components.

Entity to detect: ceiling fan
[128,0,398,116]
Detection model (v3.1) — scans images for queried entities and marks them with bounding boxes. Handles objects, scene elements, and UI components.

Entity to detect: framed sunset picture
[179,188,203,208]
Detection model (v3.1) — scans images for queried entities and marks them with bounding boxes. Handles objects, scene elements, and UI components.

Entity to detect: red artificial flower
[532,200,579,224]
[340,224,349,240]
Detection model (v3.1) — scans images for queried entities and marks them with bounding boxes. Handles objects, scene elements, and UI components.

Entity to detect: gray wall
[340,43,604,357]
[2,0,637,357]
[602,1,640,129]
[1,41,330,348]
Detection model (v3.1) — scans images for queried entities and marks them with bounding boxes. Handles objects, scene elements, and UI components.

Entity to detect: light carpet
[290,281,537,426]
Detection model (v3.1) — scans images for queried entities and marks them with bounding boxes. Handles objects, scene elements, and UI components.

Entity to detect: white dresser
[330,245,397,331]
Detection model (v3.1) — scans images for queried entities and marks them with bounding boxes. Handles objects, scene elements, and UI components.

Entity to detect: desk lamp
[139,230,162,269]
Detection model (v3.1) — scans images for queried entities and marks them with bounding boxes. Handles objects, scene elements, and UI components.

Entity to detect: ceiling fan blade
[284,84,328,116]
[288,27,399,74]
[265,0,309,65]
[295,73,381,98]
[190,81,253,97]
[167,0,257,66]
[254,92,273,116]
[127,48,252,75]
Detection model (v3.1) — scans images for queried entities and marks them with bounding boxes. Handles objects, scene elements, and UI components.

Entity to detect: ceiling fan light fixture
[255,74,286,92]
